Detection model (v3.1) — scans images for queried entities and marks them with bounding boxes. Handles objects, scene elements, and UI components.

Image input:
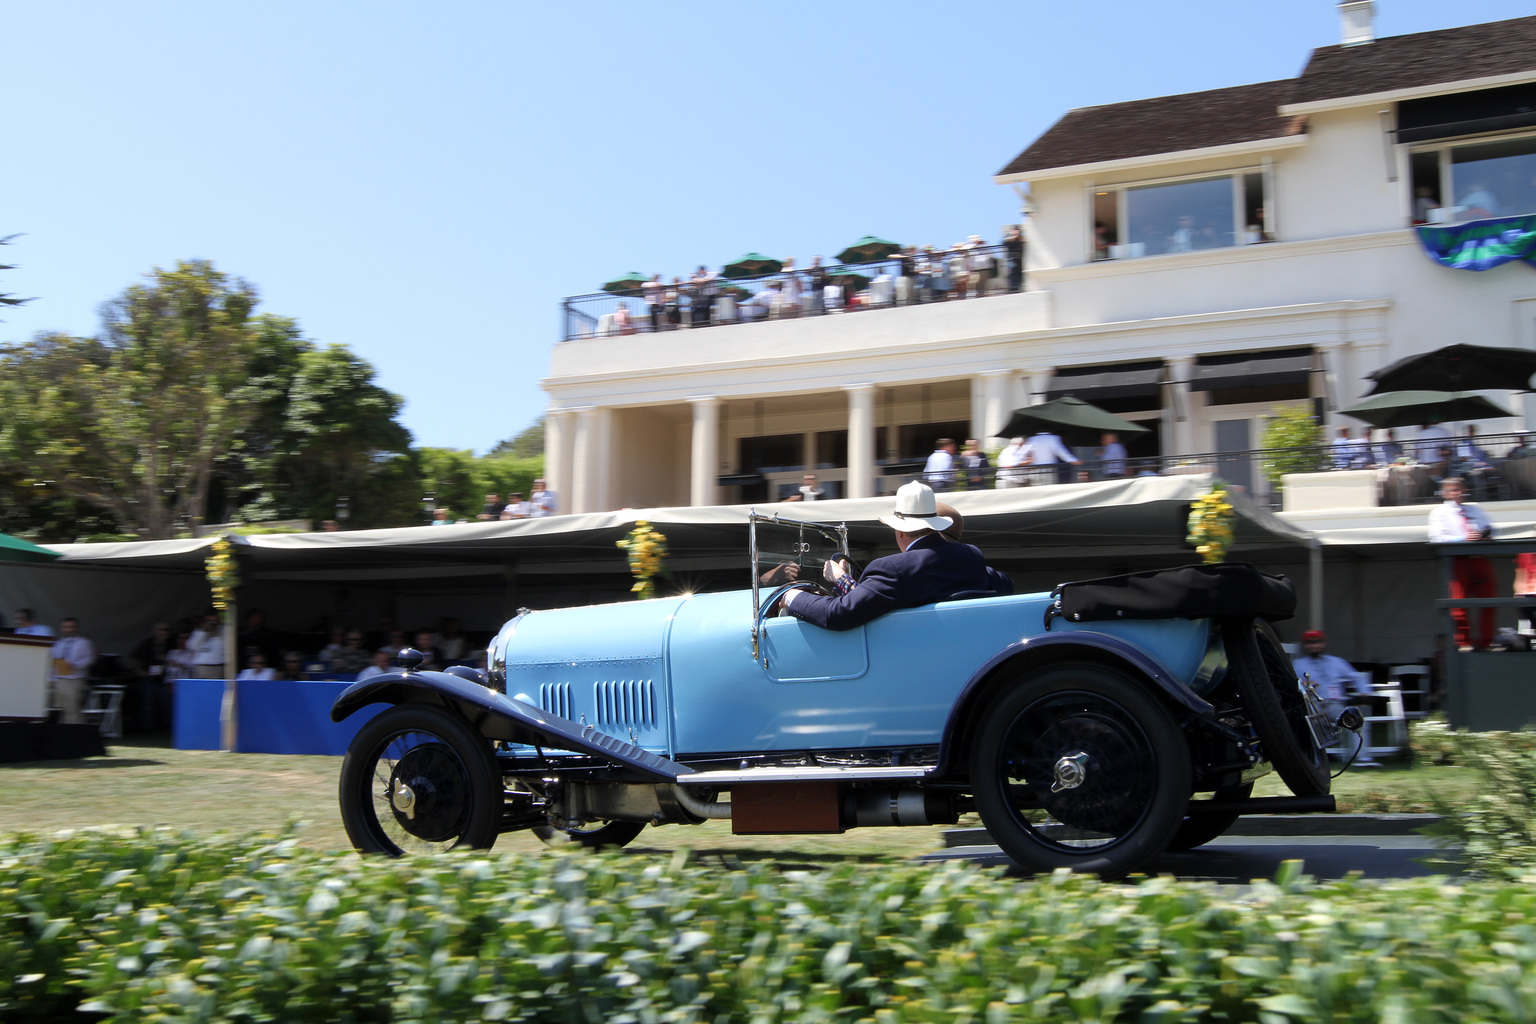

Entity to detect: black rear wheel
[339,705,502,856]
[1224,621,1330,797]
[969,663,1191,878]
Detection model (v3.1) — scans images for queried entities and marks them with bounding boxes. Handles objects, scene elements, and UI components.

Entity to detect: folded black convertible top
[1054,563,1296,623]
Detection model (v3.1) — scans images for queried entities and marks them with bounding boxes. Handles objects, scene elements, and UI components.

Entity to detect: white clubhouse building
[543,4,1536,514]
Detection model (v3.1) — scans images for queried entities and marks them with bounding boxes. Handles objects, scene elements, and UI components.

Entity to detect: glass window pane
[1126,176,1235,256]
[1450,136,1536,218]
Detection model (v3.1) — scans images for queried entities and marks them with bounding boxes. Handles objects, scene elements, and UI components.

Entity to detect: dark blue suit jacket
[786,533,1014,631]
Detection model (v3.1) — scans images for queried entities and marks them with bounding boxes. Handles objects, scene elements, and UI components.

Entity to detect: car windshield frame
[748,511,850,615]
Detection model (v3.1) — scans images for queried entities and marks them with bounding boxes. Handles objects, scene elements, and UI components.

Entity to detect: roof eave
[1280,69,1536,115]
[994,133,1308,185]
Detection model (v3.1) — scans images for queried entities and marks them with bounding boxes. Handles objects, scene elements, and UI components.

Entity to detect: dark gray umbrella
[1339,389,1513,429]
[997,397,1151,446]
[722,253,783,279]
[1364,344,1536,395]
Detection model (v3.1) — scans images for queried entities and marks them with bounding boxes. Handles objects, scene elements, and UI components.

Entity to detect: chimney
[1338,0,1375,46]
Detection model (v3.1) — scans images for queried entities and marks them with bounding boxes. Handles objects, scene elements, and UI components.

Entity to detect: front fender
[331,670,692,781]
[934,631,1217,778]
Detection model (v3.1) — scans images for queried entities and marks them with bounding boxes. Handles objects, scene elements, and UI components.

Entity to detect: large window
[1409,134,1536,224]
[1092,171,1268,261]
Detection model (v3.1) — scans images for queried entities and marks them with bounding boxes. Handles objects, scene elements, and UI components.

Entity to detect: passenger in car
[781,481,1012,631]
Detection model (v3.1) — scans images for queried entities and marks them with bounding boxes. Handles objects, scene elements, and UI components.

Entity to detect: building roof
[1290,15,1536,107]
[997,80,1305,178]
[999,15,1536,179]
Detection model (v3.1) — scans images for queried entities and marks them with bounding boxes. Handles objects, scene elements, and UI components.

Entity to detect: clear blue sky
[7,1,1531,453]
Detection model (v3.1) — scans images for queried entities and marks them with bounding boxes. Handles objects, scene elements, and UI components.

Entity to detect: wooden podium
[0,634,53,720]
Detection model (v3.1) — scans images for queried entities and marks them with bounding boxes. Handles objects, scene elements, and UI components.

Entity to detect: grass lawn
[0,737,1470,862]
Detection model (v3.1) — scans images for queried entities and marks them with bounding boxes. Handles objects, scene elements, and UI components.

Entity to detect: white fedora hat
[878,480,954,532]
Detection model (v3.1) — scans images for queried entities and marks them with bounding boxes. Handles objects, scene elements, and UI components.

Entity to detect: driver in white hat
[780,480,1012,631]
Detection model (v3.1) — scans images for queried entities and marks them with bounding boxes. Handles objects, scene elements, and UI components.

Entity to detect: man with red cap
[1291,628,1375,760]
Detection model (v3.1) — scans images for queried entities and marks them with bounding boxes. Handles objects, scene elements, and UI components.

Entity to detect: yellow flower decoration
[1186,485,1237,564]
[616,520,669,600]
[205,536,241,620]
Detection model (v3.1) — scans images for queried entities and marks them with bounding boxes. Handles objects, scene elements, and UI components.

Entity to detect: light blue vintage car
[332,514,1339,877]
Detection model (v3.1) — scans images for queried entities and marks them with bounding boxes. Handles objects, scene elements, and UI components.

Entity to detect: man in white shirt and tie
[50,617,96,725]
[1428,476,1495,650]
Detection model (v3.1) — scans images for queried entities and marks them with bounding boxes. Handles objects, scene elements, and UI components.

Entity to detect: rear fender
[934,631,1217,778]
[331,670,692,781]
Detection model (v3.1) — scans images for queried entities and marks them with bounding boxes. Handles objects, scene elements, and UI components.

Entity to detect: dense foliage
[0,259,545,539]
[5,829,1536,1023]
[1258,405,1327,484]
[1414,719,1536,879]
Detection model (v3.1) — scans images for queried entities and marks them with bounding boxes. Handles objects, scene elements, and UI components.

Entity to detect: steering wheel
[758,580,828,619]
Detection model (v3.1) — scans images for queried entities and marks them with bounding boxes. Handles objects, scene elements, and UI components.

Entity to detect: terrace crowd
[587,229,1024,338]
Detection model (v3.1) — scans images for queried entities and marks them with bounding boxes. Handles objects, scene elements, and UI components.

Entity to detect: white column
[544,408,575,503]
[1021,366,1052,408]
[845,383,876,499]
[571,406,612,514]
[688,396,720,507]
[974,369,1014,448]
[1167,357,1196,456]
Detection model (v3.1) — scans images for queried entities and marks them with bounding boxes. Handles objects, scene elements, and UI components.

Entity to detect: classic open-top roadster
[332,513,1341,877]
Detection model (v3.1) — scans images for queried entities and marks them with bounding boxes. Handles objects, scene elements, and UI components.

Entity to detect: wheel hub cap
[391,781,417,820]
[1050,751,1091,793]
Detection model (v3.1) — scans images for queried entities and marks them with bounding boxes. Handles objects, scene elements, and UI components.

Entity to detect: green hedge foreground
[5,830,1536,1023]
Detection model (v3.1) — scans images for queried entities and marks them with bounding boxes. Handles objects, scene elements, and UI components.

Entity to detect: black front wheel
[969,663,1192,878]
[339,705,502,856]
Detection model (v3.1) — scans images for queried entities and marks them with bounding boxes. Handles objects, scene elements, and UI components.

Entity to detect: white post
[544,408,574,503]
[976,370,1013,448]
[845,383,876,499]
[688,396,720,507]
[571,407,611,514]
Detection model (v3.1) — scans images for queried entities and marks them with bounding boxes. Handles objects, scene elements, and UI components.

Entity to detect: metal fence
[560,243,1024,343]
[869,431,1534,509]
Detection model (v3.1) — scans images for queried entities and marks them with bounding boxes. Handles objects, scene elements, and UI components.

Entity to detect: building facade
[544,4,1536,513]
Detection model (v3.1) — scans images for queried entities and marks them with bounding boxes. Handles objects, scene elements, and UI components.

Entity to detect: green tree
[1260,404,1328,484]
[252,343,414,527]
[0,234,33,316]
[0,261,265,538]
[489,416,545,458]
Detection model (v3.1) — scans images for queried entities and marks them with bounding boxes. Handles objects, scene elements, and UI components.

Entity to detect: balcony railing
[560,243,1024,343]
[732,432,1534,510]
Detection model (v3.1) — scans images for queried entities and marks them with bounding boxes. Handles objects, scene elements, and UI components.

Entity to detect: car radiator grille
[539,682,574,720]
[593,679,657,729]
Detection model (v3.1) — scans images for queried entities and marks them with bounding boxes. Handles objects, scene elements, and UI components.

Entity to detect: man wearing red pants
[1427,477,1495,650]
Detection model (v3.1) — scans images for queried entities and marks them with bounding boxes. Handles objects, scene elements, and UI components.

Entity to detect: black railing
[818,432,1533,509]
[560,243,1025,343]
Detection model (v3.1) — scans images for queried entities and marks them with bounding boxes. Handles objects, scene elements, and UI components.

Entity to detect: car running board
[677,765,934,786]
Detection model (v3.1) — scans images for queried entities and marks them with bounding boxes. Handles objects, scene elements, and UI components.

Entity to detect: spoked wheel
[339,705,502,856]
[1223,620,1330,797]
[970,663,1191,878]
[1168,782,1253,851]
[532,820,646,850]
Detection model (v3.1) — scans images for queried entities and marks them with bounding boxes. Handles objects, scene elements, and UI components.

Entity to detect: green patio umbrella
[996,397,1151,446]
[836,235,901,264]
[601,272,649,296]
[0,532,62,563]
[721,253,783,279]
[1339,389,1513,429]
[829,270,870,290]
